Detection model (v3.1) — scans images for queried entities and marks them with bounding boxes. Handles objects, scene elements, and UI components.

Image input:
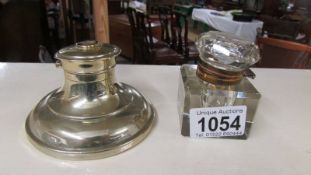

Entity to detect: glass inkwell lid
[196,31,260,84]
[25,41,155,160]
[178,31,261,139]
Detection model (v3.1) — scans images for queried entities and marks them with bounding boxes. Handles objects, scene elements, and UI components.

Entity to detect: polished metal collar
[26,41,155,160]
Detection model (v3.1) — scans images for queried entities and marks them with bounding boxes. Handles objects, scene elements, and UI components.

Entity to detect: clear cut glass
[196,31,260,72]
[178,31,261,139]
[178,65,261,139]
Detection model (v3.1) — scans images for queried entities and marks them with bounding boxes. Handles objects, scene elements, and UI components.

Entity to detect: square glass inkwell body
[178,31,261,139]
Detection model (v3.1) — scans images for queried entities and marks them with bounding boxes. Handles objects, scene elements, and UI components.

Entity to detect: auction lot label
[190,106,247,138]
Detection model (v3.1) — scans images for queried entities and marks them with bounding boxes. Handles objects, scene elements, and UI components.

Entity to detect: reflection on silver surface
[25,41,155,160]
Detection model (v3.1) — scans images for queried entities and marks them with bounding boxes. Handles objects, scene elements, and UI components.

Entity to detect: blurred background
[0,0,310,64]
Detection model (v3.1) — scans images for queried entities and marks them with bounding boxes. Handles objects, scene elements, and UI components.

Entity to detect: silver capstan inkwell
[26,41,155,160]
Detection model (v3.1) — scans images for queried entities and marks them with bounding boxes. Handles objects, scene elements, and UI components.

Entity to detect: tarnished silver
[26,41,155,160]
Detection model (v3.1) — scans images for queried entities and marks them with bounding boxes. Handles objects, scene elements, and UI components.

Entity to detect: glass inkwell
[178,31,261,139]
[25,41,155,160]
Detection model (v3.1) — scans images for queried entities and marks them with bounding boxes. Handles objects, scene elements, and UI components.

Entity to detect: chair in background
[46,7,61,54]
[126,8,185,64]
[207,0,225,10]
[298,18,311,44]
[256,37,311,69]
[147,0,176,14]
[38,45,54,63]
[259,15,302,41]
[171,10,199,63]
[120,0,130,13]
[157,5,173,44]
[66,0,93,43]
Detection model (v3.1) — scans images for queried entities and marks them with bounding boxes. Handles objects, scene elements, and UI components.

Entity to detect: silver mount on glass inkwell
[26,41,155,160]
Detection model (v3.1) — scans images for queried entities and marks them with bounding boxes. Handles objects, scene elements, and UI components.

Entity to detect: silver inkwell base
[26,41,155,160]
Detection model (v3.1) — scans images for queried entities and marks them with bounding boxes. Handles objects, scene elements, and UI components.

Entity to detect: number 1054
[198,115,241,132]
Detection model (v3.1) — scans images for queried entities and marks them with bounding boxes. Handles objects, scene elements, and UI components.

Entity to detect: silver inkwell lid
[25,41,155,160]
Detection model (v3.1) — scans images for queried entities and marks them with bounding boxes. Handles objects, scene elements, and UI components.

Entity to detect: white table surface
[192,8,263,42]
[0,63,311,175]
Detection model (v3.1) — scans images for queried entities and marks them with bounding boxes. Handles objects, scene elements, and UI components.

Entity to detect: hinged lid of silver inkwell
[25,41,155,160]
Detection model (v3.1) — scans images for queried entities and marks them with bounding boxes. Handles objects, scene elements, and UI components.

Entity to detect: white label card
[190,106,247,138]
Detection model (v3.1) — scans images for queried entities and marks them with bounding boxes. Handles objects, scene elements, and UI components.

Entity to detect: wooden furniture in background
[259,15,301,41]
[109,14,133,58]
[261,0,311,16]
[93,0,109,42]
[0,0,47,62]
[157,6,173,44]
[208,0,225,10]
[108,0,123,14]
[261,0,279,16]
[108,0,129,14]
[109,14,162,60]
[148,0,176,13]
[156,6,199,63]
[300,19,311,44]
[171,10,199,63]
[126,8,184,64]
[256,37,311,69]
[60,0,94,45]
